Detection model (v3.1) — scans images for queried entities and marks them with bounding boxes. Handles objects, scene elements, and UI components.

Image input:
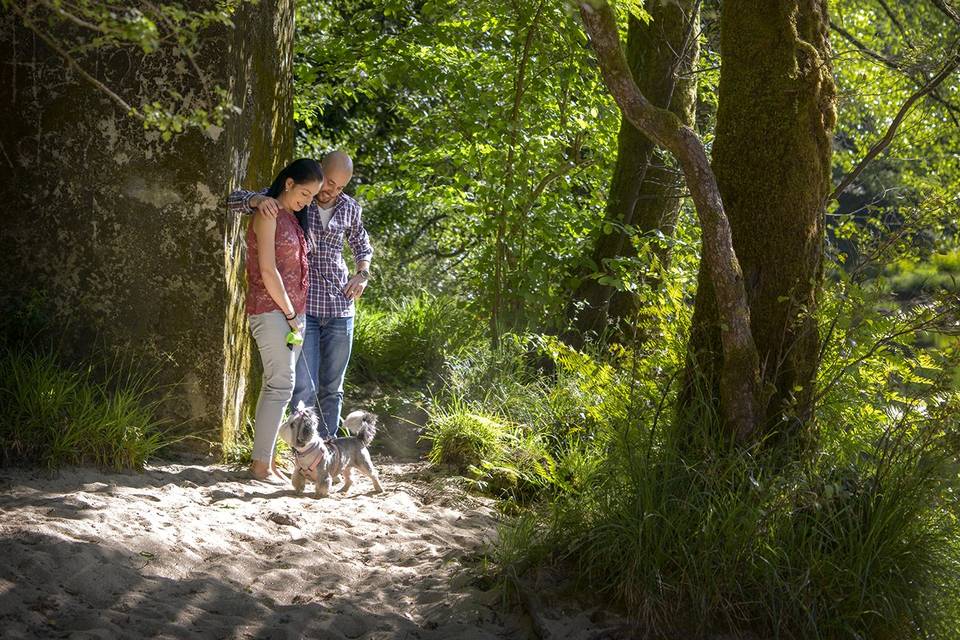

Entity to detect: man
[228,151,372,438]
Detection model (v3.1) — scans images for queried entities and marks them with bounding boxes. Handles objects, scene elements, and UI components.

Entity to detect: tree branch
[491,0,546,342]
[143,0,213,108]
[874,0,914,48]
[521,156,594,220]
[931,0,960,24]
[8,0,143,120]
[829,20,960,122]
[36,0,107,33]
[829,48,960,202]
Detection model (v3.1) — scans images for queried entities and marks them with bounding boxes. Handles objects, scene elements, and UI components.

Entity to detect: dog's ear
[296,400,307,413]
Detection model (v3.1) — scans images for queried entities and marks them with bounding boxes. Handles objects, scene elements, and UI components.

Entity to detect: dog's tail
[356,414,377,446]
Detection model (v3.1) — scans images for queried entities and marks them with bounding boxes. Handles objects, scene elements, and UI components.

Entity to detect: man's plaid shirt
[228,189,373,318]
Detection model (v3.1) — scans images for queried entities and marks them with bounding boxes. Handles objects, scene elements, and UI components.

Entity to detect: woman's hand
[286,315,304,334]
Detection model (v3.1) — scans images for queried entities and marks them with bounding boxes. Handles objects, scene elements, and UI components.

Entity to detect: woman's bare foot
[250,460,289,484]
[250,460,274,481]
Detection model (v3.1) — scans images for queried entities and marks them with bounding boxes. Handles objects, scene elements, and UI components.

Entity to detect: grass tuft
[0,346,168,470]
[351,293,482,385]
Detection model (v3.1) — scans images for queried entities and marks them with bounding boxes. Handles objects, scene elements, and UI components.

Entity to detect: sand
[0,443,625,639]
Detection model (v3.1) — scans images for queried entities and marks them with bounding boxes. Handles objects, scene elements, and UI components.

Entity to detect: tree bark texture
[567,0,699,346]
[0,0,295,447]
[578,0,761,439]
[683,0,836,437]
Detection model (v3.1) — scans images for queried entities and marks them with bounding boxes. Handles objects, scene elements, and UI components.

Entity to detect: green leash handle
[286,329,303,349]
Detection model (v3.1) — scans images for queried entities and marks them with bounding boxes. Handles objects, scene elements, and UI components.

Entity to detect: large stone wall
[0,1,294,449]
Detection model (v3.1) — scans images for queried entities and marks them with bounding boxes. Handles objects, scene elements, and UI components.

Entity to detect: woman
[246,158,324,482]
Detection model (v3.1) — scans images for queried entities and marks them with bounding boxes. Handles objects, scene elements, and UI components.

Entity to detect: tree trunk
[0,0,296,447]
[491,1,545,347]
[682,0,836,439]
[578,0,761,439]
[567,0,698,347]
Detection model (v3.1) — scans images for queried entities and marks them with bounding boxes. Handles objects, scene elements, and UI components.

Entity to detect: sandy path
[0,459,531,640]
[0,394,629,640]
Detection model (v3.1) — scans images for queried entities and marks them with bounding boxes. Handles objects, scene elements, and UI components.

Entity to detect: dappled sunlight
[0,462,522,639]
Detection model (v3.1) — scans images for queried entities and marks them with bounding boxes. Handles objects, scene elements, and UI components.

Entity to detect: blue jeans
[290,315,354,439]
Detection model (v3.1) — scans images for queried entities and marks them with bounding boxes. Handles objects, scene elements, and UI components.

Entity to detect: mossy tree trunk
[579,1,761,438]
[0,0,294,449]
[682,0,836,439]
[566,0,699,347]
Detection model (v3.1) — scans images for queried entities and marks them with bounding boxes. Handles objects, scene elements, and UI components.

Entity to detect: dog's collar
[294,442,319,459]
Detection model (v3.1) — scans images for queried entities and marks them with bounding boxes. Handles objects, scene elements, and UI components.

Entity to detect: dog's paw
[292,471,306,494]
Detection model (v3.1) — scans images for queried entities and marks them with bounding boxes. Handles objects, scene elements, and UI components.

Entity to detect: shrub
[885,256,960,298]
[479,280,960,638]
[423,403,506,471]
[477,351,960,639]
[423,397,557,501]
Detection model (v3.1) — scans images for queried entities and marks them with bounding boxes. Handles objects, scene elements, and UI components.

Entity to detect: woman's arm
[253,213,299,326]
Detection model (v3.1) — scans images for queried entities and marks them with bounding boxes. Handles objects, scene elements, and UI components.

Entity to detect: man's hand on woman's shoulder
[251,194,281,218]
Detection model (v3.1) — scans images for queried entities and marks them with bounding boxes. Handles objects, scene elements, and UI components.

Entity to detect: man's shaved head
[316,150,354,206]
[322,151,353,180]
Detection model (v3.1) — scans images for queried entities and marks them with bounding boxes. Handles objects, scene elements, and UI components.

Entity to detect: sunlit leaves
[831,0,960,215]
[295,0,620,326]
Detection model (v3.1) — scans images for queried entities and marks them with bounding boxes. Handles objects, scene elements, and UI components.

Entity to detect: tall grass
[423,335,632,501]
[0,346,168,470]
[423,395,556,499]
[351,293,483,385]
[523,410,960,639]
[421,327,960,638]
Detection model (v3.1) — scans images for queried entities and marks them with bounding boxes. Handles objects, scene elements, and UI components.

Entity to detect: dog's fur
[277,407,383,497]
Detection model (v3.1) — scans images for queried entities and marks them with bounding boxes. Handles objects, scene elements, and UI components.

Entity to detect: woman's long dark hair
[265,158,324,212]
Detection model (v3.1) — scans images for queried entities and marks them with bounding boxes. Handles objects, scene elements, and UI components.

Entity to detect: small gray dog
[277,405,383,497]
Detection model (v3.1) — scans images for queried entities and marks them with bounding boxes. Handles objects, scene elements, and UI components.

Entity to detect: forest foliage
[295,0,960,636]
[4,0,960,636]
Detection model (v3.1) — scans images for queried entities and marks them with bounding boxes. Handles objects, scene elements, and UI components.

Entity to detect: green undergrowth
[351,293,483,386]
[422,333,635,502]
[0,345,169,470]
[885,251,960,299]
[419,291,960,637]
[504,413,960,639]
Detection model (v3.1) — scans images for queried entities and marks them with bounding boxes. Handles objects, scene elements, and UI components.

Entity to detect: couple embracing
[228,152,373,483]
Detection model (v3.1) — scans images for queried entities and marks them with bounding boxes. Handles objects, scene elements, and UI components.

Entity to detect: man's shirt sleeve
[347,202,373,265]
[227,187,268,215]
